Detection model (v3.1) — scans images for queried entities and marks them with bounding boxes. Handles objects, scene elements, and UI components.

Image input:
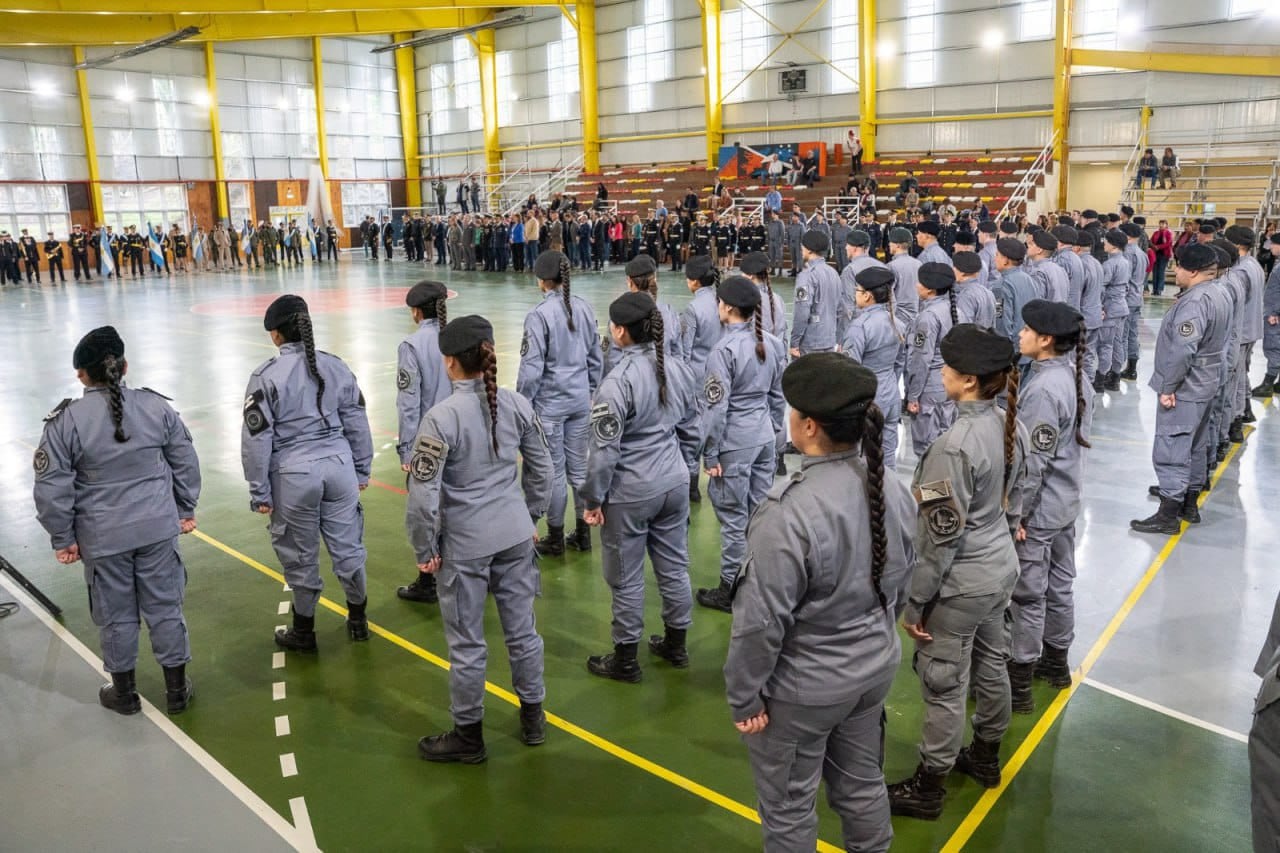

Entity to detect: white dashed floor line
[272,652,286,669]
[273,681,286,701]
[277,601,291,615]
[275,715,291,737]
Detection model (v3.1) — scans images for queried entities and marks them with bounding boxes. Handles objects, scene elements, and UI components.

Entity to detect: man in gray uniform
[990,239,1038,346]
[978,221,1000,284]
[1253,232,1280,397]
[1098,230,1133,391]
[1074,231,1106,381]
[790,231,843,355]
[1251,590,1280,853]
[915,221,950,266]
[785,213,805,276]
[766,212,786,277]
[1025,231,1069,303]
[1119,221,1149,380]
[887,227,922,332]
[1225,226,1264,437]
[1051,225,1085,310]
[840,229,888,324]
[831,212,852,273]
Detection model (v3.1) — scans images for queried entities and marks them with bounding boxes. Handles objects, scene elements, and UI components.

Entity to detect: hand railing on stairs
[996,129,1059,222]
[506,154,584,216]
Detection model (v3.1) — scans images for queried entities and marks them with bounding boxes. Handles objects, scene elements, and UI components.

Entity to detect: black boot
[887,764,947,820]
[519,702,546,746]
[419,721,487,764]
[536,525,565,557]
[1008,660,1036,714]
[776,454,787,476]
[1033,644,1072,688]
[1229,417,1245,443]
[648,625,689,668]
[1252,374,1276,398]
[587,642,642,683]
[1130,496,1183,534]
[954,736,1002,788]
[163,664,194,715]
[396,571,438,603]
[1216,440,1230,463]
[1104,371,1121,391]
[696,579,734,614]
[1147,484,1161,498]
[689,479,701,504]
[1180,489,1202,524]
[1120,359,1138,381]
[346,599,370,641]
[99,670,142,716]
[275,610,318,652]
[1092,371,1106,393]
[1243,401,1257,423]
[565,520,592,552]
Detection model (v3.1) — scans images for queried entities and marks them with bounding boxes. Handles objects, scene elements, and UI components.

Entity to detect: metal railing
[485,164,531,215]
[505,154,584,216]
[996,129,1059,223]
[821,195,874,222]
[1256,159,1280,236]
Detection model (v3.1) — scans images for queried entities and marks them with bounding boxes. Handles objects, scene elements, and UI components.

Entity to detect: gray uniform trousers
[84,536,190,672]
[1124,306,1142,364]
[745,679,895,853]
[883,406,903,471]
[542,412,589,527]
[1084,328,1100,380]
[914,589,1013,773]
[449,239,463,269]
[708,443,776,585]
[1097,319,1122,376]
[269,456,367,617]
[1265,324,1280,372]
[438,538,545,725]
[1010,524,1077,664]
[911,392,956,457]
[601,485,693,644]
[1252,696,1280,853]
[1153,399,1213,498]
[1237,342,1254,416]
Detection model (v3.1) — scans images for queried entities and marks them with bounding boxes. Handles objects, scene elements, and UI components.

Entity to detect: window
[497,51,516,126]
[110,129,139,181]
[547,16,579,121]
[339,181,390,228]
[429,64,451,133]
[1230,0,1266,16]
[453,37,482,132]
[1076,0,1118,48]
[228,182,253,230]
[626,0,674,113]
[100,183,188,233]
[903,0,935,87]
[830,4,858,94]
[0,182,70,239]
[722,3,770,104]
[151,78,181,157]
[1020,0,1054,41]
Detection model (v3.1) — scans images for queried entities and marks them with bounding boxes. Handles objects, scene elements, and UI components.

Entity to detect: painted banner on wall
[717,142,828,181]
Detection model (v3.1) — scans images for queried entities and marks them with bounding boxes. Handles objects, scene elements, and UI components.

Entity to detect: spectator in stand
[1173,219,1198,258]
[1261,222,1277,278]
[1135,148,1158,188]
[1150,219,1174,295]
[896,170,920,206]
[684,189,700,215]
[800,153,819,186]
[846,130,863,174]
[970,200,990,222]
[765,185,782,216]
[1158,147,1180,189]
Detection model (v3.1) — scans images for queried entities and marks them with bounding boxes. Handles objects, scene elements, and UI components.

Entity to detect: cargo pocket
[917,636,965,696]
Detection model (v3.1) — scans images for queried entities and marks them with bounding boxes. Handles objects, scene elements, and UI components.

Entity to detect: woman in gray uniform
[623,253,684,362]
[1008,300,1092,714]
[1097,229,1132,391]
[725,353,916,853]
[580,292,699,681]
[396,281,451,605]
[242,295,373,652]
[34,326,201,716]
[408,315,554,763]
[905,262,960,456]
[680,254,723,502]
[695,276,787,613]
[888,324,1026,820]
[518,250,603,555]
[740,250,788,341]
[952,251,997,326]
[842,266,905,468]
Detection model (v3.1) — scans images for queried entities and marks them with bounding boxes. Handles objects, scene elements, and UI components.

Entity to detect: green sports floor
[0,255,1268,852]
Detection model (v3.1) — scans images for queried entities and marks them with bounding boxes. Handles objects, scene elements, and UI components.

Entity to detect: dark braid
[632,271,658,297]
[650,308,668,406]
[947,287,959,326]
[102,354,129,443]
[1003,367,1020,508]
[752,304,766,362]
[861,402,888,611]
[1070,320,1091,448]
[708,266,721,289]
[481,341,499,454]
[293,314,326,415]
[433,297,448,327]
[558,256,576,332]
[758,272,777,328]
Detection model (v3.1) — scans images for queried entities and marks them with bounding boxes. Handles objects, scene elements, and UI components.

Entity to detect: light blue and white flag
[98,225,115,277]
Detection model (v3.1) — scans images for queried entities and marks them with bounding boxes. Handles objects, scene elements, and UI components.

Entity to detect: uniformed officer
[951,231,986,288]
[1098,229,1133,391]
[790,231,843,355]
[580,292,699,681]
[1024,231,1068,302]
[519,250,604,554]
[860,211,883,262]
[740,251,787,341]
[842,266,905,468]
[0,231,20,284]
[888,324,1026,820]
[383,218,395,261]
[1117,221,1150,380]
[905,263,960,455]
[1008,300,1093,714]
[785,213,805,276]
[953,252,996,326]
[1050,225,1085,310]
[696,276,787,613]
[45,231,66,283]
[33,326,201,716]
[1252,232,1280,397]
[1251,589,1280,853]
[18,228,40,283]
[70,224,92,280]
[1225,226,1264,437]
[126,226,145,277]
[990,239,1039,347]
[680,254,723,502]
[766,212,786,277]
[840,230,889,325]
[727,353,916,853]
[1072,231,1106,380]
[408,315,554,763]
[1130,244,1231,534]
[831,214,852,272]
[1205,238,1244,470]
[977,221,1000,283]
[326,220,340,262]
[242,295,374,650]
[915,221,950,266]
[622,253,685,363]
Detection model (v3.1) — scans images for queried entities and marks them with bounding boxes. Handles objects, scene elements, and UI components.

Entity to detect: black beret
[1051,225,1078,244]
[718,275,761,310]
[406,280,448,308]
[801,230,830,253]
[1081,208,1099,219]
[846,229,870,247]
[438,314,494,355]
[609,291,657,326]
[1074,230,1096,248]
[739,251,770,276]
[1026,224,1044,235]
[919,261,955,292]
[625,253,657,277]
[1177,242,1219,272]
[1107,213,1121,223]
[1032,230,1059,251]
[533,250,568,280]
[782,353,877,420]
[953,252,983,275]
[977,221,998,234]
[1104,229,1128,249]
[918,220,940,236]
[1198,223,1218,235]
[1119,222,1142,238]
[1120,205,1135,217]
[999,220,1020,235]
[888,227,913,244]
[264,294,308,331]
[1133,216,1147,226]
[1022,299,1083,337]
[1057,215,1076,226]
[996,237,1026,261]
[1224,225,1256,249]
[1210,239,1237,269]
[73,325,125,370]
[953,230,976,246]
[855,267,895,290]
[940,324,1015,376]
[685,253,715,281]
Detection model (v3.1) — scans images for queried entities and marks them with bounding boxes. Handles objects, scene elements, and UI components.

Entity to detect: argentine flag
[148,223,165,269]
[193,227,205,266]
[244,219,253,259]
[98,225,115,278]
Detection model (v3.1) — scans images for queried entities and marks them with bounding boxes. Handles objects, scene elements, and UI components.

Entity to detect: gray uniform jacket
[757,285,788,342]
[903,399,1027,626]
[990,268,1038,343]
[785,222,804,255]
[1028,257,1070,303]
[831,223,851,254]
[918,243,950,266]
[396,319,452,464]
[889,252,922,329]
[1266,263,1280,320]
[581,344,698,507]
[701,323,787,465]
[905,296,954,404]
[242,343,373,509]
[601,301,685,377]
[1148,284,1231,402]
[1123,244,1148,310]
[980,241,1000,284]
[1078,253,1105,330]
[1102,254,1131,320]
[517,290,604,418]
[724,450,916,719]
[806,222,832,256]
[34,385,201,557]
[1015,357,1089,530]
[839,254,889,323]
[767,219,785,255]
[955,280,997,327]
[841,303,904,419]
[1053,247,1086,310]
[791,257,843,351]
[405,380,553,562]
[681,285,724,375]
[1234,255,1265,344]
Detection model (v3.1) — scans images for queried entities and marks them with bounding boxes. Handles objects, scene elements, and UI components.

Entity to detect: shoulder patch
[590,402,622,443]
[1178,320,1195,337]
[1031,423,1058,452]
[704,374,726,406]
[912,479,954,505]
[995,299,1004,318]
[795,286,808,302]
[926,504,962,538]
[243,388,269,436]
[410,435,447,482]
[33,446,50,475]
[520,331,530,358]
[43,398,71,423]
[139,387,173,401]
[913,331,927,348]
[397,368,412,391]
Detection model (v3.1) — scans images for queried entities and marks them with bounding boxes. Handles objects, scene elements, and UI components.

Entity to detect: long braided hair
[869,283,904,343]
[696,265,721,290]
[626,306,669,405]
[630,270,658,298]
[556,256,576,332]
[1058,320,1092,448]
[1001,368,1021,505]
[430,297,448,327]
[86,354,129,442]
[752,270,778,330]
[947,287,959,326]
[751,303,766,362]
[278,313,326,414]
[455,341,500,453]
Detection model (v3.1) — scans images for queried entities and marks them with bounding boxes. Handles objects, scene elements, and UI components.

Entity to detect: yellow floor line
[941,428,1252,851]
[190,529,841,852]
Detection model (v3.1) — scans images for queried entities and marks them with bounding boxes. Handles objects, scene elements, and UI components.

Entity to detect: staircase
[1120,136,1280,229]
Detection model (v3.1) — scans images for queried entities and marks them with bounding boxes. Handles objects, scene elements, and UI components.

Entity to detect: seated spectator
[800,154,819,185]
[903,188,920,210]
[1159,147,1180,189]
[684,190,699,213]
[1135,148,1158,188]
[896,170,920,205]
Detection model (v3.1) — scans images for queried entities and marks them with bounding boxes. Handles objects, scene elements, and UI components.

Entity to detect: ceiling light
[1119,14,1143,30]
[193,90,211,107]
[116,88,134,103]
[32,80,57,97]
[372,14,527,54]
[877,41,896,59]
[277,98,289,111]
[982,29,1003,48]
[74,27,201,70]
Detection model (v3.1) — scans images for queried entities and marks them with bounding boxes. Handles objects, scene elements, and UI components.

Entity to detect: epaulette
[43,398,72,423]
[766,468,805,502]
[139,387,173,401]
[250,356,279,377]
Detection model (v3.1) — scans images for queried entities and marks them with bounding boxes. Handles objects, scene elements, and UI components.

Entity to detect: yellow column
[71,46,103,221]
[1137,104,1152,152]
[1052,0,1073,209]
[476,28,501,197]
[702,0,723,168]
[312,37,329,179]
[393,32,423,208]
[857,0,877,161]
[204,42,229,219]
[575,1,600,172]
